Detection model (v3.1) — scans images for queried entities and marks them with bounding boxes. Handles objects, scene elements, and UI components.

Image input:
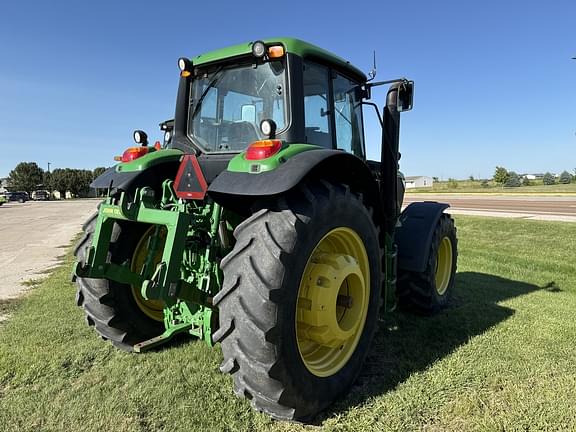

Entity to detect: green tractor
[73,38,457,421]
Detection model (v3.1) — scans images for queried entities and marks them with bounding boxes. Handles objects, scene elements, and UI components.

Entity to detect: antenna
[367,50,377,81]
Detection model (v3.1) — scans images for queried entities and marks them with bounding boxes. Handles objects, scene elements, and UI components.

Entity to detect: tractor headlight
[252,41,266,58]
[133,130,148,145]
[178,57,191,71]
[260,119,277,138]
[178,57,192,77]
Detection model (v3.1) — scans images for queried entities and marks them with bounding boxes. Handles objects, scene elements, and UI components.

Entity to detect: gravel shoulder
[0,200,97,318]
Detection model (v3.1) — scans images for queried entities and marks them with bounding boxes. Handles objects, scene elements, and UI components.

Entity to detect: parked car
[5,191,29,203]
[32,190,50,201]
[0,195,6,206]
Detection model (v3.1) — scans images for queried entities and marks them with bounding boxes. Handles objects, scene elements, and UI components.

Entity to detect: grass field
[406,180,576,194]
[1,216,575,431]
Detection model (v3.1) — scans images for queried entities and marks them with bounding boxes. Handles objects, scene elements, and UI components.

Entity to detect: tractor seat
[305,127,331,149]
[227,121,259,150]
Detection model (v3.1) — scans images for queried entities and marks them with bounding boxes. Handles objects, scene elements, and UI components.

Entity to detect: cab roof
[191,37,367,83]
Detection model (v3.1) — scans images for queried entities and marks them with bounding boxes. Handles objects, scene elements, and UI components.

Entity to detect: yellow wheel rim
[130,226,166,322]
[435,236,453,296]
[296,227,370,377]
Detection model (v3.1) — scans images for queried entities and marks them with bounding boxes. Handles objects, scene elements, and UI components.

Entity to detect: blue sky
[0,0,574,179]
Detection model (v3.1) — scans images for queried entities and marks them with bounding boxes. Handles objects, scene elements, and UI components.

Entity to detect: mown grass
[0,216,575,431]
[407,180,576,194]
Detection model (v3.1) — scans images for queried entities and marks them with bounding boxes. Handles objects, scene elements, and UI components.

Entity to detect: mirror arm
[365,77,409,90]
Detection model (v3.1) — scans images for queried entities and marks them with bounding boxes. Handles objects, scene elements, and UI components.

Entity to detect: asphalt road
[0,200,98,311]
[403,194,576,222]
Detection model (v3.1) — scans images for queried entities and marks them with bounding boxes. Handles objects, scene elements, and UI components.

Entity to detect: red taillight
[245,140,282,160]
[121,146,149,162]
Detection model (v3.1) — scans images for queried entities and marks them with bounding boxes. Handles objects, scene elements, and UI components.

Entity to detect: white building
[405,176,434,189]
[521,173,544,180]
[0,178,10,194]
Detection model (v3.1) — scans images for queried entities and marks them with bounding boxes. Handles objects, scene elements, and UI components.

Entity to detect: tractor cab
[170,39,370,160]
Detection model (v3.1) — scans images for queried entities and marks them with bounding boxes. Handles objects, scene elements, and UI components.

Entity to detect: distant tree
[505,171,521,187]
[493,166,509,185]
[559,171,571,184]
[543,172,556,185]
[49,169,68,198]
[43,171,51,189]
[65,169,92,197]
[77,170,94,197]
[45,168,95,198]
[8,162,44,195]
[481,180,490,188]
[433,176,439,182]
[93,167,107,178]
[522,177,533,186]
[469,175,475,181]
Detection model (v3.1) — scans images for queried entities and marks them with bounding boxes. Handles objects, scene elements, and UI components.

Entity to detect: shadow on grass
[321,271,559,421]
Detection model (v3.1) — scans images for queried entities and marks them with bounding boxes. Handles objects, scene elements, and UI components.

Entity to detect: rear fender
[395,202,450,273]
[208,149,382,218]
[91,150,183,196]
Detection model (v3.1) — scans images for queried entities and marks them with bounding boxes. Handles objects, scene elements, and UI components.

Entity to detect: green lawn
[406,180,576,194]
[1,216,575,431]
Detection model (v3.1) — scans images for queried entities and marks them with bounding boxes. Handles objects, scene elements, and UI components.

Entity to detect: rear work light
[119,146,149,163]
[245,140,282,160]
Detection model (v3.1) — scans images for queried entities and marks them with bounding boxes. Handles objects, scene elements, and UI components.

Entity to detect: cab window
[303,62,332,148]
[333,73,365,157]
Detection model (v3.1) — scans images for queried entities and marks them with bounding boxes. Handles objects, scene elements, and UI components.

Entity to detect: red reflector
[174,154,208,200]
[121,146,149,163]
[245,140,282,160]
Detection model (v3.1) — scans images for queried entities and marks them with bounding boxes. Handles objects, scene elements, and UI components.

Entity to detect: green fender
[91,149,183,193]
[208,147,382,217]
[395,201,450,273]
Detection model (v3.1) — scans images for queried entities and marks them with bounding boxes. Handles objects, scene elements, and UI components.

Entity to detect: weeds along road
[403,194,576,222]
[0,200,97,306]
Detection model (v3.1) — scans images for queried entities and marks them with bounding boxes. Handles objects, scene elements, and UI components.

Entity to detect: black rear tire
[397,214,457,314]
[214,181,383,421]
[74,213,163,352]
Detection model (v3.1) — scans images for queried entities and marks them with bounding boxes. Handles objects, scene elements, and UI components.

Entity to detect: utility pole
[47,162,51,173]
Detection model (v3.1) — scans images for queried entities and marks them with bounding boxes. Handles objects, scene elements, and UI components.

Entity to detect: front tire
[397,214,457,314]
[74,213,164,352]
[214,181,383,421]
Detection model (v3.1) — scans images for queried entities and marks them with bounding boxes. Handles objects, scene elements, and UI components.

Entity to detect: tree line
[493,167,574,187]
[6,162,107,197]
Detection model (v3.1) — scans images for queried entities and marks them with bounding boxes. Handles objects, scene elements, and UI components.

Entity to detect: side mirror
[396,81,414,112]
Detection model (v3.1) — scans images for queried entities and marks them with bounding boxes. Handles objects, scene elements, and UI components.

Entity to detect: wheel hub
[131,226,166,322]
[435,236,453,296]
[296,228,370,377]
[297,253,365,348]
